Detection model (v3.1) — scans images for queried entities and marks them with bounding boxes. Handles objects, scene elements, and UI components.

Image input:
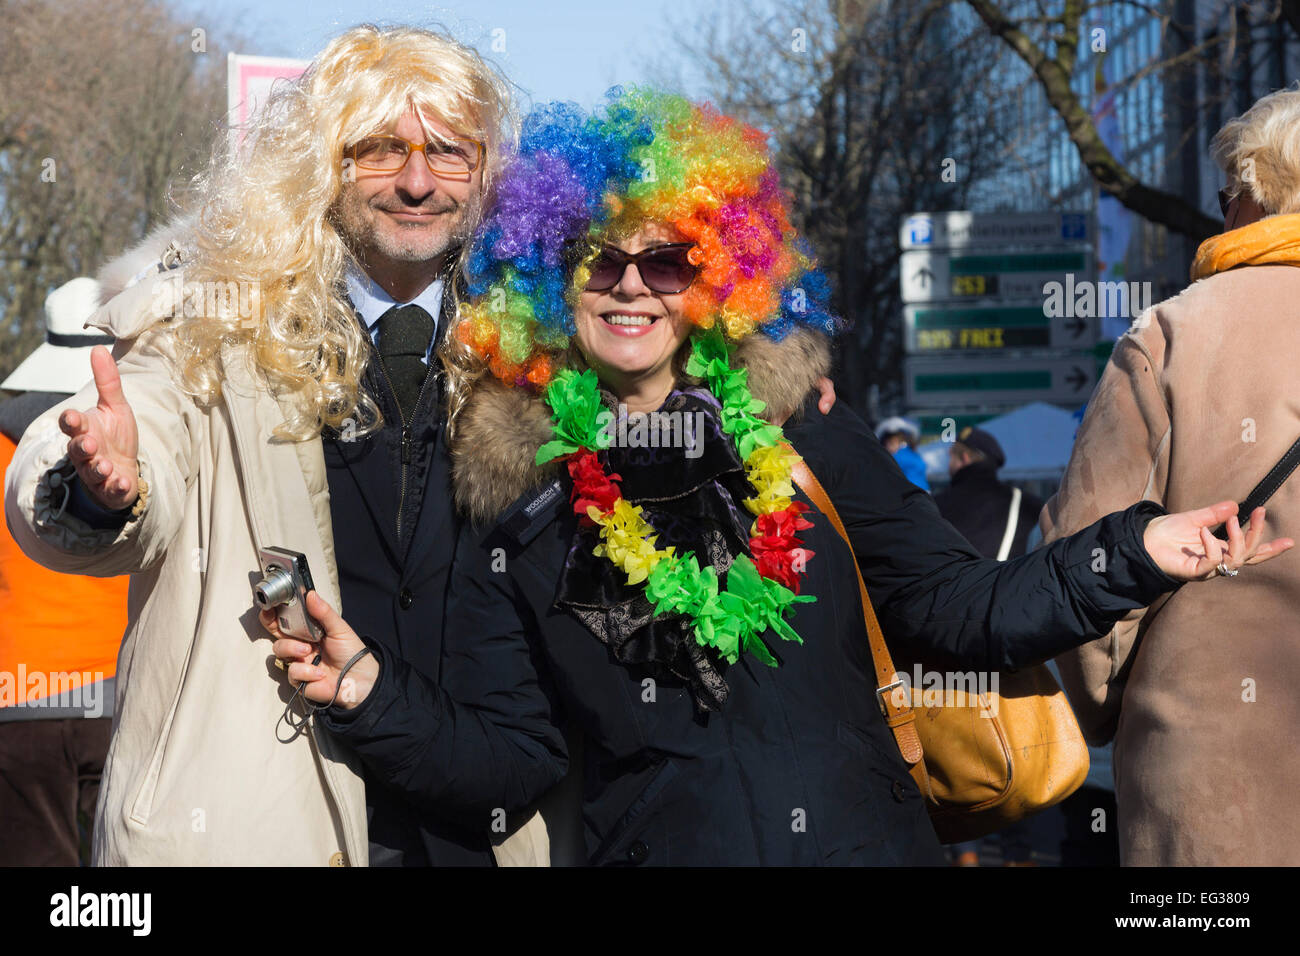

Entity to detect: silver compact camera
[253,546,323,642]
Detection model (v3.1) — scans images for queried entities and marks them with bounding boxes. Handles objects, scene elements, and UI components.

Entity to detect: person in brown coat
[1041,87,1300,865]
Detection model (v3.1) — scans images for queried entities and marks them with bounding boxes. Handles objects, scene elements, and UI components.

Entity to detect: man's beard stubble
[330,182,481,267]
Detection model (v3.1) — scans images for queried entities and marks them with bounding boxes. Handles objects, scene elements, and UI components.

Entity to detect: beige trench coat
[1041,263,1300,865]
[4,272,550,866]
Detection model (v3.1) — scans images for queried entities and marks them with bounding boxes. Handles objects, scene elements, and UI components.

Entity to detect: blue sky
[180,0,730,108]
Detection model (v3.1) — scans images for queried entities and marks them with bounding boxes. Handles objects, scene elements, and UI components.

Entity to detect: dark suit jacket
[321,294,497,866]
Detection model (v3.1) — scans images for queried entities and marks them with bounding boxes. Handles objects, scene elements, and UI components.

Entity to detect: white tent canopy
[918,402,1082,482]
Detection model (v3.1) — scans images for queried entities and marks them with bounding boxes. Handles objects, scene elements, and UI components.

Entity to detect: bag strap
[1213,434,1300,540]
[995,486,1021,561]
[788,455,927,783]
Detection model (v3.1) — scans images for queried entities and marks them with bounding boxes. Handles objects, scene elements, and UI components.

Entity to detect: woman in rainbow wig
[275,88,1288,865]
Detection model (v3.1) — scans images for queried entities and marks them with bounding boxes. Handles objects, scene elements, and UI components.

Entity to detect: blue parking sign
[906,215,934,246]
[1061,213,1087,240]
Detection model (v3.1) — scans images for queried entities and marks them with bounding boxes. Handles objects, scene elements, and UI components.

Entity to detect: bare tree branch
[669,0,1024,411]
[965,0,1220,241]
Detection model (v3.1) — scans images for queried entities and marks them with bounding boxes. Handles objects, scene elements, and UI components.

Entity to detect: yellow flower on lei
[590,499,675,586]
[742,444,799,516]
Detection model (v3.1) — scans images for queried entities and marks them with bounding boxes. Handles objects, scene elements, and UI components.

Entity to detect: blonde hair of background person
[1211,83,1300,219]
[174,24,516,440]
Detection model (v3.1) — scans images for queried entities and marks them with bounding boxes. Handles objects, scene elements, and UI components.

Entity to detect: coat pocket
[832,720,934,864]
[836,720,919,794]
[588,756,680,866]
[127,611,199,827]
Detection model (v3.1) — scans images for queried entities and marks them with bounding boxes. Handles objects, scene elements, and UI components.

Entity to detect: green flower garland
[537,330,817,667]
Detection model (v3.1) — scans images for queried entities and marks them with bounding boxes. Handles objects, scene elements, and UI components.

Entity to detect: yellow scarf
[1190,214,1300,281]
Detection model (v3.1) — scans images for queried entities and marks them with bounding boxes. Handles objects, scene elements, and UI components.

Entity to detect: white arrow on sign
[899,249,1094,304]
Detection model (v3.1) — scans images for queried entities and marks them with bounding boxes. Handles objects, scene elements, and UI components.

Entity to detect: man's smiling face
[332,108,483,283]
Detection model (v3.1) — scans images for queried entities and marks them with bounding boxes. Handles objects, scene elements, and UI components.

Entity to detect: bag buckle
[876,679,905,715]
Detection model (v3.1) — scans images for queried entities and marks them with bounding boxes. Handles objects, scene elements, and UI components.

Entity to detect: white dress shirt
[345,263,445,365]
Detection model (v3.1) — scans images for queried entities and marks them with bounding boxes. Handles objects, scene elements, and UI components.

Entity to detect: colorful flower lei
[535,332,816,667]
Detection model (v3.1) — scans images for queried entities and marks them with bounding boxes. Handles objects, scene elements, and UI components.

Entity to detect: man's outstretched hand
[59,346,139,511]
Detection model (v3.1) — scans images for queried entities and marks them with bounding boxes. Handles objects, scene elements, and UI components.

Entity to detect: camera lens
[254,566,297,609]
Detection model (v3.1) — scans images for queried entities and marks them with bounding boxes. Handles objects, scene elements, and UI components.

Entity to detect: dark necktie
[376,304,436,423]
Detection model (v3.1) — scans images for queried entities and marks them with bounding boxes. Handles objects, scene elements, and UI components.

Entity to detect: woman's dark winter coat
[322,330,1181,865]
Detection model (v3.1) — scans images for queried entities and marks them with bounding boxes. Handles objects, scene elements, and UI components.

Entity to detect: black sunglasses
[1219,187,1235,217]
[584,243,699,294]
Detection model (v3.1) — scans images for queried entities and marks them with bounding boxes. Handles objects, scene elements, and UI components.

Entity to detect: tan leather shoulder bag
[790,458,1088,844]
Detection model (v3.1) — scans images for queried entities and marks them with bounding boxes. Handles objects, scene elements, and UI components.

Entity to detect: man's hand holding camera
[60,346,140,510]
[262,591,379,710]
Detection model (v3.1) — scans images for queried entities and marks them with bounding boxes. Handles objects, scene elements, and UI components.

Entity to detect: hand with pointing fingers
[58,346,140,511]
[1143,502,1293,581]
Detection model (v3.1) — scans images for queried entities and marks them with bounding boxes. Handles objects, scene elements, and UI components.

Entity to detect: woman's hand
[772,377,837,425]
[262,591,379,710]
[1143,501,1293,581]
[815,377,836,415]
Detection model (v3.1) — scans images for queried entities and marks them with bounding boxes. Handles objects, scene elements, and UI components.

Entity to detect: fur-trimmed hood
[70,218,195,343]
[450,327,832,525]
[95,216,195,303]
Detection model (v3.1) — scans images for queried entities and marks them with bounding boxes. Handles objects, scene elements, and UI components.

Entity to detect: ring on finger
[1216,561,1239,578]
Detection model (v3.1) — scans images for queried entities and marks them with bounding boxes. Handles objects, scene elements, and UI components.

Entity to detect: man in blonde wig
[5,24,561,866]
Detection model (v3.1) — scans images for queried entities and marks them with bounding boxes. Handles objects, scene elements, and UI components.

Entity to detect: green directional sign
[904,355,1096,407]
[900,248,1094,303]
[904,301,1095,352]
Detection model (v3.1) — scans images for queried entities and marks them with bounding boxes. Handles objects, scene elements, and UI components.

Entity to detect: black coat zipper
[365,278,450,544]
[370,350,438,540]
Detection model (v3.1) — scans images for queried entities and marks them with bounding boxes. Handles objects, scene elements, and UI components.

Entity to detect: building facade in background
[969,1,1300,312]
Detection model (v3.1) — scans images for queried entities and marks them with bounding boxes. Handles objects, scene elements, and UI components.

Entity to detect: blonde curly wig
[170,23,516,440]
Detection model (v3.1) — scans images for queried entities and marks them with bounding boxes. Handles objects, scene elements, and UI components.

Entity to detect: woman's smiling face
[573,222,696,409]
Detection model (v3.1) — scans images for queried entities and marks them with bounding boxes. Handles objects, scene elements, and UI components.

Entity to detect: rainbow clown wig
[458,87,840,388]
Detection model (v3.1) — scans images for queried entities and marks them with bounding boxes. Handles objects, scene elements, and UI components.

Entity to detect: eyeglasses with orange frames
[347,134,484,177]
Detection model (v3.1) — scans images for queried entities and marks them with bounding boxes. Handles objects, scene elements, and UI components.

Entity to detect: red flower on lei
[567,450,622,522]
[748,502,815,593]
